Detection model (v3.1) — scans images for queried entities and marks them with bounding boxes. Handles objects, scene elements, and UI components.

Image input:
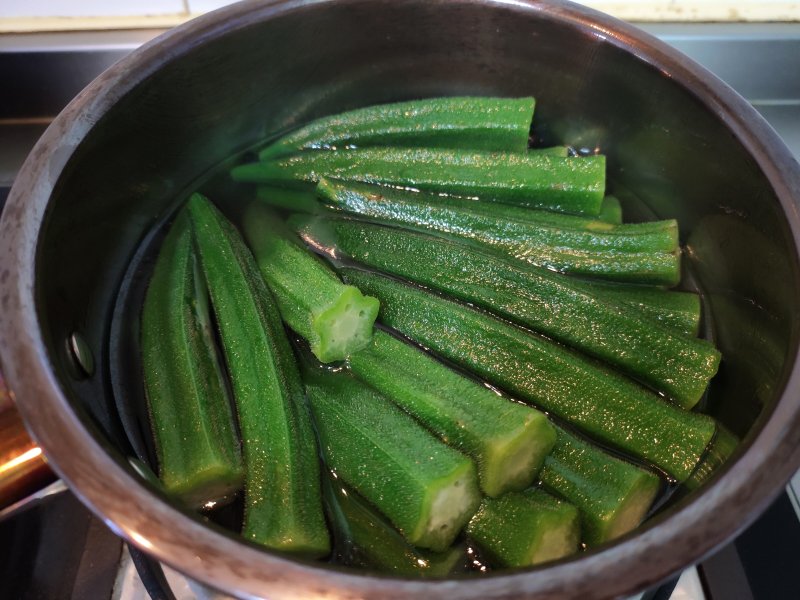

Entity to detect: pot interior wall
[34,0,799,534]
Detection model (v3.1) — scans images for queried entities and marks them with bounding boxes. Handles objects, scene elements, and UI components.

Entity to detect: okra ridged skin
[682,426,738,491]
[242,201,379,363]
[326,479,467,577]
[340,267,719,482]
[316,179,678,254]
[232,147,606,216]
[303,368,481,552]
[301,219,719,408]
[541,427,661,546]
[348,330,556,497]
[580,279,702,336]
[457,196,675,236]
[598,195,623,225]
[141,212,243,506]
[187,194,330,557]
[313,179,697,333]
[510,246,680,285]
[466,489,580,567]
[258,96,535,159]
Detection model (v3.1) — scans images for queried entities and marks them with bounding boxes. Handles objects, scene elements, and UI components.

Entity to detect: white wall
[0,1,798,31]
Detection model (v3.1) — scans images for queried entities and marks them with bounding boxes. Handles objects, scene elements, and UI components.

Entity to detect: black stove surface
[0,489,121,600]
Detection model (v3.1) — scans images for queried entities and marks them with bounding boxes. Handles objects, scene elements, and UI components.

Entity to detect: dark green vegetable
[330,183,666,235]
[313,179,678,284]
[541,427,661,546]
[535,145,570,157]
[348,330,556,497]
[311,178,699,332]
[325,478,467,577]
[347,326,661,547]
[300,218,718,408]
[255,186,320,213]
[241,202,379,363]
[598,195,623,225]
[232,147,607,216]
[466,489,580,567]
[258,96,536,159]
[316,179,678,254]
[581,279,701,336]
[303,367,481,552]
[141,212,243,506]
[188,193,329,557]
[597,196,620,225]
[682,426,739,491]
[340,267,719,482]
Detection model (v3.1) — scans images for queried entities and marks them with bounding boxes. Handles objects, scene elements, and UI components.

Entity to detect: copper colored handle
[0,373,56,509]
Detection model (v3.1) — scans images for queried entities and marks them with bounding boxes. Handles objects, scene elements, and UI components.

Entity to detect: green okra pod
[312,178,698,333]
[339,267,720,482]
[313,179,679,285]
[298,218,718,408]
[324,478,468,577]
[258,96,536,159]
[682,426,739,492]
[466,489,581,567]
[316,179,678,255]
[598,195,623,225]
[188,193,329,557]
[348,329,556,497]
[580,279,702,336]
[341,184,665,235]
[541,427,662,546]
[535,145,571,157]
[303,367,481,552]
[232,147,606,216]
[141,211,243,507]
[241,201,379,363]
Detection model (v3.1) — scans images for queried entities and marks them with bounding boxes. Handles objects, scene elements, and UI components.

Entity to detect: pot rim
[1,0,800,598]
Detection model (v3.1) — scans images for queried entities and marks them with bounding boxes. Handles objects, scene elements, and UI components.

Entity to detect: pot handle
[0,372,57,511]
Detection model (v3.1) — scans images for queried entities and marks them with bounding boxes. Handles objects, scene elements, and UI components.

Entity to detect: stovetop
[1,22,799,600]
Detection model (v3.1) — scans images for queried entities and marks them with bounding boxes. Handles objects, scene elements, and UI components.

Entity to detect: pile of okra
[141,97,733,575]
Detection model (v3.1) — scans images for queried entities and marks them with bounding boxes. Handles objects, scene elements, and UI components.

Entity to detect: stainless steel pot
[1,0,799,598]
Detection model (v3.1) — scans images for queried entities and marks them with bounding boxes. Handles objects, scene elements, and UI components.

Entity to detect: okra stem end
[481,413,557,498]
[593,471,661,546]
[413,461,481,552]
[312,286,380,363]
